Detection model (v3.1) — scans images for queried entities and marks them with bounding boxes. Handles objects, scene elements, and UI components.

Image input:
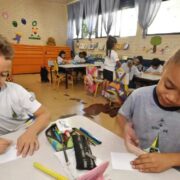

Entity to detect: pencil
[33,162,68,180]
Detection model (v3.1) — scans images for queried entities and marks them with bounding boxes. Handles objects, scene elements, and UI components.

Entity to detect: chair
[84,65,103,97]
[53,60,65,87]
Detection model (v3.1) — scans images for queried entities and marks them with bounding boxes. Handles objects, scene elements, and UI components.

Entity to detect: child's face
[0,56,11,87]
[156,62,180,107]
[61,53,66,58]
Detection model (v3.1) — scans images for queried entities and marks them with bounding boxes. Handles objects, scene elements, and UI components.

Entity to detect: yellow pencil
[33,162,68,180]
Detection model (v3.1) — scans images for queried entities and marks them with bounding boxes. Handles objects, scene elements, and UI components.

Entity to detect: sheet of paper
[0,145,21,164]
[111,152,137,171]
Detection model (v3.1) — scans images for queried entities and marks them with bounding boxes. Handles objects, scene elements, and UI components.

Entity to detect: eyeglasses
[0,71,9,77]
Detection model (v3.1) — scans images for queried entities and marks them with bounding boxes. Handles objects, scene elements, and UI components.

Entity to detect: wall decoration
[1,11,9,20]
[21,18,27,25]
[123,43,129,50]
[29,20,41,40]
[12,21,18,27]
[160,45,169,55]
[46,37,56,46]
[150,36,162,53]
[12,33,22,44]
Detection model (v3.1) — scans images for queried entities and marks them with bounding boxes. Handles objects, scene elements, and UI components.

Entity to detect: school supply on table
[33,162,68,180]
[72,134,96,170]
[45,124,73,152]
[77,161,109,180]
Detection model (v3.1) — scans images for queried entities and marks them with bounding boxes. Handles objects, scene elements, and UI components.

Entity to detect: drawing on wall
[12,33,22,44]
[12,21,18,27]
[29,20,41,40]
[1,11,9,20]
[150,36,162,53]
[160,45,169,55]
[21,18,27,25]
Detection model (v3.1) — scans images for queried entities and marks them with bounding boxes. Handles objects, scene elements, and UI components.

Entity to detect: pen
[33,162,68,180]
[79,127,102,144]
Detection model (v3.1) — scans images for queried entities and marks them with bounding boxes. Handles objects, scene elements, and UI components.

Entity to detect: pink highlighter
[77,161,109,180]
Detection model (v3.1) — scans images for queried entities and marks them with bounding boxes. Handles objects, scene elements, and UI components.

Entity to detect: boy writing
[0,35,51,157]
[117,49,180,173]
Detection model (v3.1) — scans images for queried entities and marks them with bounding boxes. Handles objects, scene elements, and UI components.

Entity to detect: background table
[0,115,180,180]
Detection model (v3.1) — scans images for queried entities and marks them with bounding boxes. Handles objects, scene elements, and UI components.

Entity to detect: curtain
[67,4,74,49]
[73,2,83,40]
[136,0,162,37]
[101,0,120,36]
[81,0,100,39]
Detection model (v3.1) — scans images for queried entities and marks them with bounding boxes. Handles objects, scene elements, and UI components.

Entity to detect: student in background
[122,60,141,88]
[117,49,180,173]
[0,35,51,157]
[146,58,163,74]
[133,56,144,72]
[57,50,66,65]
[102,36,119,95]
[74,51,86,64]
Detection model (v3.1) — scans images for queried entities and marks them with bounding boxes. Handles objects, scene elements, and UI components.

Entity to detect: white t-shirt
[74,55,86,63]
[122,63,141,81]
[146,65,163,73]
[103,50,119,72]
[57,56,64,65]
[0,82,41,135]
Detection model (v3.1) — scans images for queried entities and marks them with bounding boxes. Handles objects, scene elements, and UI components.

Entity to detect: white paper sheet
[111,152,137,171]
[0,145,21,164]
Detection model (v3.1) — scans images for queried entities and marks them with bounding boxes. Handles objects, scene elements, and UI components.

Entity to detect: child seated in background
[133,56,144,72]
[57,50,66,65]
[74,51,87,64]
[146,58,163,75]
[122,60,141,88]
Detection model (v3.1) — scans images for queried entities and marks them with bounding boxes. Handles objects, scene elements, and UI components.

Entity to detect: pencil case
[45,124,73,152]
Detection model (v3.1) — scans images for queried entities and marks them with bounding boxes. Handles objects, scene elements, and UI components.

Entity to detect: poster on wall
[29,20,41,40]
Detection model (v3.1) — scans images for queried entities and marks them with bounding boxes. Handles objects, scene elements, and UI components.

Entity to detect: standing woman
[102,36,119,95]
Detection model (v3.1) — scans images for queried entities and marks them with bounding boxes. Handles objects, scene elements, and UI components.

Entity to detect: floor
[13,74,123,137]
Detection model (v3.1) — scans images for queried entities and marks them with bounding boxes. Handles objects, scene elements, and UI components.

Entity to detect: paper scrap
[0,145,21,164]
[111,152,137,171]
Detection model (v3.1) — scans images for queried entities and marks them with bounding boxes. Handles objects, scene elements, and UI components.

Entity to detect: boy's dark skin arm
[117,114,180,173]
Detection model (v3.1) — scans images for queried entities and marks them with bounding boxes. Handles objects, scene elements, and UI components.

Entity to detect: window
[147,0,180,35]
[97,7,138,38]
[73,7,138,39]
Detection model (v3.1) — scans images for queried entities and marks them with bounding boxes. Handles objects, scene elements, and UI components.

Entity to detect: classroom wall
[74,25,180,61]
[0,0,68,46]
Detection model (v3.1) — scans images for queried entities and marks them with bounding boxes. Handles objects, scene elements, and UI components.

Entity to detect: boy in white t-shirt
[146,58,163,75]
[0,35,51,157]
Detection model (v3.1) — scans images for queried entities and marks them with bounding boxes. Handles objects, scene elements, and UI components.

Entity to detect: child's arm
[131,153,180,173]
[16,106,51,157]
[0,138,12,154]
[117,114,140,153]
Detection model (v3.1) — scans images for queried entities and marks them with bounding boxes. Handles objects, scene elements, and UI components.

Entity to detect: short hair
[136,56,143,63]
[167,49,180,65]
[151,58,161,67]
[0,34,14,60]
[58,50,66,57]
[82,51,87,57]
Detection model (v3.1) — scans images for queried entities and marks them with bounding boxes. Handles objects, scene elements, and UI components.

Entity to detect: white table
[0,115,180,180]
[59,64,100,89]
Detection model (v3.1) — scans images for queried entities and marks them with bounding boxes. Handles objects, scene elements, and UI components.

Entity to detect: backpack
[40,66,49,82]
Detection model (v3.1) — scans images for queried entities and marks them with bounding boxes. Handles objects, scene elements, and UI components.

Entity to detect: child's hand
[131,153,173,173]
[0,138,12,154]
[16,131,39,158]
[124,122,139,147]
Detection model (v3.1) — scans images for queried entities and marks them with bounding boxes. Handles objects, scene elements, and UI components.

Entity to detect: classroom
[0,0,180,179]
